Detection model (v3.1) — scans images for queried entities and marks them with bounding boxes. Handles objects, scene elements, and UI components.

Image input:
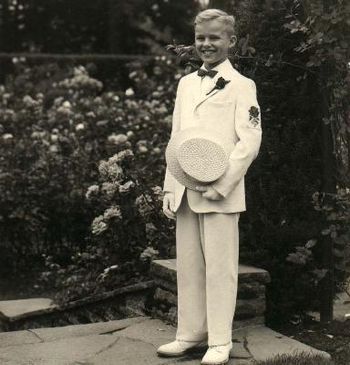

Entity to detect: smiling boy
[158,9,262,365]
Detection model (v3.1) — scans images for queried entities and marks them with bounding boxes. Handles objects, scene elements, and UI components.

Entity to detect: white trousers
[175,190,240,346]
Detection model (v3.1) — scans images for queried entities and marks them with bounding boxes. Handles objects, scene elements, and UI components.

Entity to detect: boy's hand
[163,192,176,220]
[195,185,224,201]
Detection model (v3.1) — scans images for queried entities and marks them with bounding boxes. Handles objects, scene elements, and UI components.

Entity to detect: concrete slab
[117,318,176,347]
[0,334,118,364]
[0,298,56,321]
[0,330,42,348]
[32,316,147,342]
[232,325,331,361]
[231,338,252,359]
[83,336,166,365]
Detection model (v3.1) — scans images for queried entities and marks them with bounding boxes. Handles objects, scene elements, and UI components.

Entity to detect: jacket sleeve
[211,79,262,198]
[162,78,183,194]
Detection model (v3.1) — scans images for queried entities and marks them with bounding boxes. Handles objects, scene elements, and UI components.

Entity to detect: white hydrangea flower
[2,133,13,140]
[108,133,128,145]
[138,145,148,153]
[50,134,58,142]
[91,216,107,235]
[119,180,135,193]
[75,123,85,131]
[23,95,36,106]
[125,88,135,96]
[49,145,58,153]
[62,101,72,108]
[103,205,122,220]
[85,185,99,200]
[140,246,159,261]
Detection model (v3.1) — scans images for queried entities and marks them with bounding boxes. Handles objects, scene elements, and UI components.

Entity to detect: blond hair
[194,9,236,36]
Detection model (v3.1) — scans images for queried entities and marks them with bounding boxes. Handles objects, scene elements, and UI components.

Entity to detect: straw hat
[165,127,234,190]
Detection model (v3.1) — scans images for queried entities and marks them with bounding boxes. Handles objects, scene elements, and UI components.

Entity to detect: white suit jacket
[163,59,262,213]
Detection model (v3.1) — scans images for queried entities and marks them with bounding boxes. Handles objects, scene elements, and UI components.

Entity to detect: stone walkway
[0,316,330,365]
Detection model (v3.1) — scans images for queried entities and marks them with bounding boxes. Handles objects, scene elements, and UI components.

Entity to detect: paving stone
[231,338,252,359]
[0,298,56,321]
[117,318,176,348]
[0,334,118,364]
[0,330,42,348]
[31,317,147,342]
[82,336,171,365]
[232,325,331,361]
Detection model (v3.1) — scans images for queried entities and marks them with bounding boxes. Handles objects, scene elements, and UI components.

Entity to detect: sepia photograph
[0,0,349,364]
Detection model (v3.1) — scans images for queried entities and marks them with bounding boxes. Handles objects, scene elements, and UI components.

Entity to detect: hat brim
[165,127,234,190]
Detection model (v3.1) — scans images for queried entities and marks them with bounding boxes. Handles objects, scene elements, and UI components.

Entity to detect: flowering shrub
[0,57,179,298]
[1,0,347,320]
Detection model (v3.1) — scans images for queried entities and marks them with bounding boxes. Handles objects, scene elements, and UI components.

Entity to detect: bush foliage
[0,57,180,301]
[0,0,348,321]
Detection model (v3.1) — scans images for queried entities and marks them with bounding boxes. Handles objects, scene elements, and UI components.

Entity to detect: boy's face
[195,19,236,69]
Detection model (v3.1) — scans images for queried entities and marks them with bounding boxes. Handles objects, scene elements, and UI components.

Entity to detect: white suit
[163,59,262,346]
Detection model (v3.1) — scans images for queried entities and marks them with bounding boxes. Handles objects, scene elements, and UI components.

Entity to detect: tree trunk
[319,65,336,324]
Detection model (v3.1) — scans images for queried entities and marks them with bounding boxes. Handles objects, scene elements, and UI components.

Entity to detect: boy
[158,9,262,365]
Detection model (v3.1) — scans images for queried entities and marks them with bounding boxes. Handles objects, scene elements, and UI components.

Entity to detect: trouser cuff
[176,333,208,342]
[208,336,232,347]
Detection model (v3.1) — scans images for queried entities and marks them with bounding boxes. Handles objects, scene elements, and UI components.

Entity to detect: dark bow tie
[197,69,218,78]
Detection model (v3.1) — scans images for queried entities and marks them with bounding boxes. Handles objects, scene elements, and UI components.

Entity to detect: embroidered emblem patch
[249,106,260,127]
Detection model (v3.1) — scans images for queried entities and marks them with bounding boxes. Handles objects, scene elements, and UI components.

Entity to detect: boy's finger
[202,191,210,198]
[195,186,207,192]
[164,208,176,220]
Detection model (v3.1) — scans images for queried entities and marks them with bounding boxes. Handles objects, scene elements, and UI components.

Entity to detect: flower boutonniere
[206,77,230,96]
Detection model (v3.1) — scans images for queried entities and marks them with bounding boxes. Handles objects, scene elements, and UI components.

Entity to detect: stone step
[151,259,271,289]
[0,282,154,332]
[150,259,271,328]
[0,298,57,322]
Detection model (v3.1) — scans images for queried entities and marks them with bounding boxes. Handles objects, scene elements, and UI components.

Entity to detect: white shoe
[201,342,232,365]
[157,339,208,357]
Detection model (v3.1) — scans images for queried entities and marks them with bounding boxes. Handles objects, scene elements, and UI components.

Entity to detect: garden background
[0,0,349,327]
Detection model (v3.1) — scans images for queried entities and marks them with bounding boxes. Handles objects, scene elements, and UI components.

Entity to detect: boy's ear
[229,35,237,49]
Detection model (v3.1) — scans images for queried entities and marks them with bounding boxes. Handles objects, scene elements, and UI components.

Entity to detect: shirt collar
[200,58,234,79]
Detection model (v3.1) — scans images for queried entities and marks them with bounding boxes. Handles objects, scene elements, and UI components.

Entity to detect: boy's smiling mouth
[201,50,216,55]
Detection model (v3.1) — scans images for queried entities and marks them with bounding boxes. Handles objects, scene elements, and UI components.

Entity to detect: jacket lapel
[194,76,221,109]
[193,73,203,108]
[193,59,236,111]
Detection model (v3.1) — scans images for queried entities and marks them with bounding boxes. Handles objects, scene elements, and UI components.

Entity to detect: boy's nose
[203,38,211,46]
